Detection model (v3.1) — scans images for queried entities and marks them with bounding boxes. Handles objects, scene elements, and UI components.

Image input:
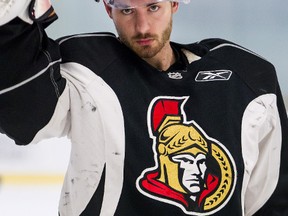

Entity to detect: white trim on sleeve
[241,94,282,216]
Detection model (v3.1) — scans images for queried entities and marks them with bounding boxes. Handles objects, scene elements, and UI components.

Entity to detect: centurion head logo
[136,96,237,215]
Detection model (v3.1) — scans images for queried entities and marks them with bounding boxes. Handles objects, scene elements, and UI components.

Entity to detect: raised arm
[0,0,67,145]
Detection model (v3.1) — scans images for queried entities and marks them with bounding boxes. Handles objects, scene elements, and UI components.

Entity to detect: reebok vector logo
[195,70,232,82]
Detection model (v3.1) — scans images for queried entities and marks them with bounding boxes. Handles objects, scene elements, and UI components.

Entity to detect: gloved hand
[0,0,31,25]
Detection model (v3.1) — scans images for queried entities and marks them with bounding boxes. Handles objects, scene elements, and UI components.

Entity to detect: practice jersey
[0,1,288,216]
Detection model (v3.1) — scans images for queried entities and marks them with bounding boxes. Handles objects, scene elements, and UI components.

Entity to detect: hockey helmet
[102,0,190,9]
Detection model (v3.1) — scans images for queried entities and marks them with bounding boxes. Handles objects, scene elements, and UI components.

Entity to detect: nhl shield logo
[136,96,237,215]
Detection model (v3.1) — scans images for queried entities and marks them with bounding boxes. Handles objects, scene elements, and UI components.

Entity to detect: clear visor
[104,0,190,9]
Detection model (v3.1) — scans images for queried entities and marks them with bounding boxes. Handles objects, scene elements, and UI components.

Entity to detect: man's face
[105,0,178,59]
[172,153,207,194]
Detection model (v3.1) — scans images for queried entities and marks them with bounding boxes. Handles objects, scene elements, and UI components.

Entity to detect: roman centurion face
[104,0,178,59]
[172,153,207,195]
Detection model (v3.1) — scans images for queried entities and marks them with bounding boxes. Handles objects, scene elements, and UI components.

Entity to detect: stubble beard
[118,19,173,59]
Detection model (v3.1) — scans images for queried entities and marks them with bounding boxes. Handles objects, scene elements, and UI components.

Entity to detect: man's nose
[135,10,150,34]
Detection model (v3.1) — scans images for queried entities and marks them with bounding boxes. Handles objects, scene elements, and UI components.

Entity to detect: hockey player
[0,0,287,215]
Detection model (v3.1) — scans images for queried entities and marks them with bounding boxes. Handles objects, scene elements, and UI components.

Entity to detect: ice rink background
[0,137,70,215]
[0,0,287,215]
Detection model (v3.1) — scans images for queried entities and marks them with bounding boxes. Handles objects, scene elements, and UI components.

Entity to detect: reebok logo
[195,70,232,82]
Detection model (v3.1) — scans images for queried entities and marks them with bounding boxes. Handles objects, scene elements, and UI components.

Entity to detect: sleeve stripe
[210,43,268,62]
[58,33,116,45]
[0,59,61,95]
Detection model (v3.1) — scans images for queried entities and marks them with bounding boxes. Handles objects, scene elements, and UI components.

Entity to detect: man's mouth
[136,38,154,46]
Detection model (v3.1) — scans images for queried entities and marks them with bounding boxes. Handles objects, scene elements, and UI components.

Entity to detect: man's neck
[143,43,176,71]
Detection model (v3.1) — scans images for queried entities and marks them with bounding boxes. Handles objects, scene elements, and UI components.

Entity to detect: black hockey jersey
[0,1,287,216]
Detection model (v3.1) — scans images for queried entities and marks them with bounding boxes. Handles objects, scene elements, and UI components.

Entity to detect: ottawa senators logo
[136,96,237,215]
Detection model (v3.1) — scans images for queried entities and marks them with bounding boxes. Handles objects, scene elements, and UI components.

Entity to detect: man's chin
[133,46,159,59]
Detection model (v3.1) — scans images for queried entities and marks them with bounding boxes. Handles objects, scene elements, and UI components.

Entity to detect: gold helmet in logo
[156,115,209,193]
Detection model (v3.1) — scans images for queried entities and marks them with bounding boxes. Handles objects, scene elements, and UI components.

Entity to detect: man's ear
[172,2,179,13]
[103,1,113,18]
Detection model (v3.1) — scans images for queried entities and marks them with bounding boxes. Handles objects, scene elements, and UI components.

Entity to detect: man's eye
[121,8,133,15]
[149,5,160,12]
